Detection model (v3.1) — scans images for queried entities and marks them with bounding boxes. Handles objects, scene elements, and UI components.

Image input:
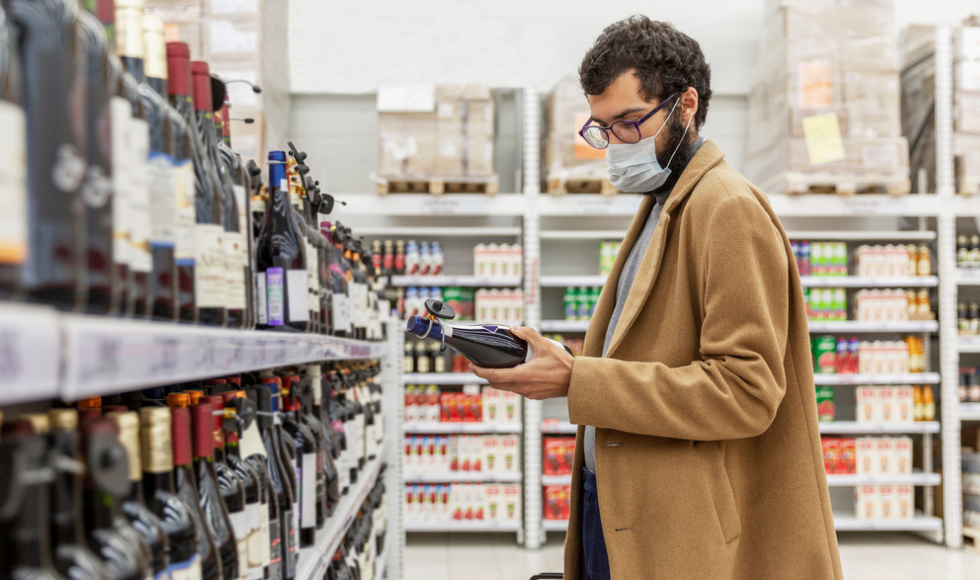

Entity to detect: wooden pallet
[772,172,912,196]
[376,174,498,196]
[957,175,980,196]
[964,527,980,554]
[546,174,620,196]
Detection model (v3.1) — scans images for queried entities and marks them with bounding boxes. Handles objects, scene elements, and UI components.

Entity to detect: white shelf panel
[404,422,523,434]
[540,320,590,333]
[543,519,570,532]
[296,455,384,580]
[818,421,940,434]
[766,194,941,217]
[0,304,62,404]
[536,195,642,217]
[540,230,626,240]
[403,373,486,385]
[957,269,980,285]
[540,275,607,287]
[390,275,521,287]
[807,321,938,333]
[340,194,526,216]
[825,472,941,486]
[405,520,522,532]
[958,336,980,353]
[541,422,577,434]
[405,472,523,483]
[812,373,940,385]
[800,276,937,288]
[541,474,573,486]
[786,230,936,241]
[961,403,980,421]
[357,226,521,237]
[832,511,943,532]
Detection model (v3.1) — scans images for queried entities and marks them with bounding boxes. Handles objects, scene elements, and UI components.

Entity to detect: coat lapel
[603,140,727,359]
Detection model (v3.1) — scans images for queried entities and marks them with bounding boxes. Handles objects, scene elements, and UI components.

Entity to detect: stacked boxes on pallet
[544,76,616,194]
[145,0,290,166]
[745,0,910,195]
[376,84,496,192]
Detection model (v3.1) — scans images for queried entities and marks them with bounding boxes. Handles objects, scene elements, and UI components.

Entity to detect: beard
[644,113,698,196]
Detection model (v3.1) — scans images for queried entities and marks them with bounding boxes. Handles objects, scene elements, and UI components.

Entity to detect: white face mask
[605,99,692,193]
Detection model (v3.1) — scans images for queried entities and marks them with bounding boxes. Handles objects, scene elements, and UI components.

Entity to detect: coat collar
[595,139,726,358]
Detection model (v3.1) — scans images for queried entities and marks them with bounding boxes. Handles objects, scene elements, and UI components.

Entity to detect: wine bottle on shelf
[138,405,203,580]
[169,397,223,580]
[322,222,350,338]
[44,410,111,580]
[255,150,310,333]
[305,365,339,520]
[205,395,250,579]
[8,0,87,311]
[103,409,170,578]
[241,389,281,580]
[263,380,299,578]
[77,3,114,316]
[191,402,239,580]
[280,377,319,547]
[0,0,27,300]
[0,422,65,580]
[407,298,573,368]
[166,41,225,327]
[324,371,350,496]
[79,418,152,580]
[254,385,296,580]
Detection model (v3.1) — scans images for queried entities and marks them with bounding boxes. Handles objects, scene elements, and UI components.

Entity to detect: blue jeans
[581,467,611,580]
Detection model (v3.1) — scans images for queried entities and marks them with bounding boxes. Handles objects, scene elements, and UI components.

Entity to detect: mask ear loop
[665,114,694,171]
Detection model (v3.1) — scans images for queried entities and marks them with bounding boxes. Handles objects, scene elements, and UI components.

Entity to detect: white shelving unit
[957,269,980,285]
[405,521,522,533]
[800,276,938,288]
[807,321,939,333]
[957,336,980,353]
[403,422,523,434]
[785,231,937,241]
[543,514,944,534]
[390,275,522,288]
[812,373,940,385]
[541,422,578,435]
[961,403,980,421]
[540,320,590,333]
[405,472,523,483]
[402,372,487,385]
[818,422,940,435]
[540,275,608,287]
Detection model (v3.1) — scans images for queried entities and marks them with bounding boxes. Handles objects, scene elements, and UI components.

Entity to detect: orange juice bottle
[913,386,924,421]
[922,386,936,421]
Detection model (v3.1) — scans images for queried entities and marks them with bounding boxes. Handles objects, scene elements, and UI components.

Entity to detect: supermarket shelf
[540,275,607,287]
[960,403,980,421]
[833,511,943,532]
[957,269,980,285]
[374,543,388,580]
[958,336,980,353]
[807,321,939,333]
[296,455,384,580]
[541,474,572,486]
[818,421,940,434]
[541,422,578,435]
[356,226,521,237]
[536,195,642,217]
[812,373,940,385]
[825,472,941,486]
[766,194,941,217]
[390,275,522,287]
[0,304,62,404]
[405,472,523,483]
[540,230,626,240]
[786,230,936,241]
[403,373,486,385]
[543,512,944,533]
[404,422,523,434]
[540,320,591,333]
[340,193,527,216]
[800,276,937,288]
[405,520,522,533]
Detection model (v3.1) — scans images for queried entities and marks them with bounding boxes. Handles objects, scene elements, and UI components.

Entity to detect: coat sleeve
[567,193,791,441]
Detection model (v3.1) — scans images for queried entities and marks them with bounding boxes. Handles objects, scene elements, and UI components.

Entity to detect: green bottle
[564,287,576,321]
[576,287,590,321]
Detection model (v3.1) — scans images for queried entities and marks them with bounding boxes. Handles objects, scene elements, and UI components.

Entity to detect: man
[472,16,843,580]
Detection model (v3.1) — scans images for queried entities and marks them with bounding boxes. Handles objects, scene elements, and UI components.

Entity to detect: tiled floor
[404,532,980,580]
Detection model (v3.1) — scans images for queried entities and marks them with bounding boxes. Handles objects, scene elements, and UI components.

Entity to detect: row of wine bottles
[0,0,387,339]
[0,362,386,580]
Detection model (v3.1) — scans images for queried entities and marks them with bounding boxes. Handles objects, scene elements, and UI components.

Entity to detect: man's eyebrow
[590,106,648,126]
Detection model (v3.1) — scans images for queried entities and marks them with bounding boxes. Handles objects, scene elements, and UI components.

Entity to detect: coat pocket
[693,441,742,543]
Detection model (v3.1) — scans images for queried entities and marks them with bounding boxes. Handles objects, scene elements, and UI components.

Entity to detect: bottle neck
[147,76,168,100]
[5,478,53,570]
[143,469,177,497]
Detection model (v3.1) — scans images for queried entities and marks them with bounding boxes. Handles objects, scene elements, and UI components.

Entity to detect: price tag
[251,338,268,367]
[149,336,180,377]
[195,336,217,372]
[422,198,462,215]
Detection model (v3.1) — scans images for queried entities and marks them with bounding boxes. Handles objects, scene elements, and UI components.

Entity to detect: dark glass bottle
[192,402,239,580]
[79,419,151,580]
[166,41,224,326]
[255,150,310,333]
[0,423,65,580]
[104,410,170,579]
[302,367,338,521]
[280,377,319,547]
[138,406,203,580]
[8,0,87,311]
[169,399,223,580]
[117,3,178,321]
[0,0,27,300]
[205,395,250,577]
[325,371,351,496]
[257,384,298,579]
[322,223,350,338]
[77,3,114,315]
[241,389,281,580]
[44,411,110,580]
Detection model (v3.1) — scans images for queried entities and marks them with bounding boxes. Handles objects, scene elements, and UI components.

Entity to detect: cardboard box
[857,387,879,422]
[856,484,879,519]
[501,484,522,521]
[499,435,520,473]
[878,484,897,518]
[482,436,499,473]
[895,386,915,422]
[893,436,913,475]
[895,484,914,519]
[876,438,894,475]
[878,386,896,422]
[856,437,877,475]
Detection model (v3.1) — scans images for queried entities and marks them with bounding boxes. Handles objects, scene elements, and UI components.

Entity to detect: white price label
[195,337,217,372]
[149,336,180,378]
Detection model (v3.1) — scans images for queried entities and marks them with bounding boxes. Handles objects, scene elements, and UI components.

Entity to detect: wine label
[0,102,27,265]
[283,506,297,576]
[355,414,366,460]
[245,503,263,572]
[229,509,249,579]
[239,420,267,460]
[128,118,152,273]
[256,273,268,325]
[337,441,350,491]
[148,152,177,248]
[233,185,248,267]
[168,553,202,580]
[267,512,281,580]
[223,231,246,310]
[301,452,317,528]
[331,294,346,333]
[286,269,309,323]
[174,161,196,264]
[266,267,284,325]
[258,502,271,568]
[110,97,132,267]
[195,224,225,308]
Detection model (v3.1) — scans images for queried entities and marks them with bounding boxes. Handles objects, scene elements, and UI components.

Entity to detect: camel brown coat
[563,140,843,579]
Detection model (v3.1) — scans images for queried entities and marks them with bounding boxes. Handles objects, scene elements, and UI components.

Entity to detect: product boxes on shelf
[404,483,522,524]
[855,484,914,520]
[544,485,572,521]
[545,76,614,194]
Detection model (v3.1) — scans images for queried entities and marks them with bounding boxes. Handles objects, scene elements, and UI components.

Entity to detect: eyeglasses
[578,92,679,149]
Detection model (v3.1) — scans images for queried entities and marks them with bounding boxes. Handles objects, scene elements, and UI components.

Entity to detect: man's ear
[681,87,699,126]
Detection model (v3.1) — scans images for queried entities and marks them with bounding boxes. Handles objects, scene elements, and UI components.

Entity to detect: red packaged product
[839,438,856,475]
[543,438,563,476]
[562,438,576,475]
[821,437,841,474]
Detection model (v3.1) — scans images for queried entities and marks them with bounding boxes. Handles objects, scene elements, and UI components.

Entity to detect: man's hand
[472,326,574,400]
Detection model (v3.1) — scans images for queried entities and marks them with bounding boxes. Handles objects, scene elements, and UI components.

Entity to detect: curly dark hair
[579,16,712,130]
